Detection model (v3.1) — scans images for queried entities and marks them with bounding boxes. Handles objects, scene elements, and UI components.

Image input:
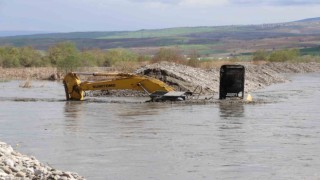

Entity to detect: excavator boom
[63,72,186,101]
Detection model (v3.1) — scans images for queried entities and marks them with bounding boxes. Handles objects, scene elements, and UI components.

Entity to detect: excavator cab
[219,65,245,99]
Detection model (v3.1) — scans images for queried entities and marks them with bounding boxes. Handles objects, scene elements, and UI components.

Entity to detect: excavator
[63,72,191,101]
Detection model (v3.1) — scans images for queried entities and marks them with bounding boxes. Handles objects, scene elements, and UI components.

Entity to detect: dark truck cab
[219,65,245,99]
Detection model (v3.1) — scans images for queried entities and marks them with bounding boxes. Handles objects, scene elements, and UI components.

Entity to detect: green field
[300,46,320,56]
[1,18,320,56]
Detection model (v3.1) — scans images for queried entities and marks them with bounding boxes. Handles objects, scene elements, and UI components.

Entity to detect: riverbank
[0,67,59,81]
[2,62,320,94]
[137,61,320,94]
[0,141,85,179]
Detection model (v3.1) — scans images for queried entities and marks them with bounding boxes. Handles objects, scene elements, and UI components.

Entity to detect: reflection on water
[219,101,245,118]
[218,101,245,163]
[116,103,167,117]
[64,102,86,133]
[64,101,84,118]
[1,74,320,179]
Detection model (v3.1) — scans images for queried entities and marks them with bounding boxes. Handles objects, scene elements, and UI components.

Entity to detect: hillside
[1,17,320,56]
[0,31,50,37]
[295,17,320,23]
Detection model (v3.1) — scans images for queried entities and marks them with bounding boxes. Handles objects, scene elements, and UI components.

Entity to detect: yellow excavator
[63,72,190,101]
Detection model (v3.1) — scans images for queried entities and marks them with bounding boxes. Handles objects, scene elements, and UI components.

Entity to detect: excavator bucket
[63,73,85,100]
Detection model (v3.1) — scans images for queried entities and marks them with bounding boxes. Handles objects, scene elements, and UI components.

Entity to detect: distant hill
[295,17,320,23]
[0,31,51,37]
[1,17,320,56]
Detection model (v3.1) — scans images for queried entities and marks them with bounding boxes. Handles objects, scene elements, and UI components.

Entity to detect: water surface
[1,74,320,179]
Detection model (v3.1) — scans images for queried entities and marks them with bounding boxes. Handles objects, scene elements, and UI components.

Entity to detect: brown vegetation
[0,67,58,80]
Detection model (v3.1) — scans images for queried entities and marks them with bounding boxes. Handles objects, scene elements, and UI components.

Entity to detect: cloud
[229,0,320,6]
[1,0,320,32]
[127,0,180,4]
[127,0,228,7]
[179,0,228,7]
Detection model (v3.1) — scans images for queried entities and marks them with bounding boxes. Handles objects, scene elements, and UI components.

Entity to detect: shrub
[152,48,186,63]
[113,61,140,73]
[80,49,110,67]
[104,49,138,66]
[269,49,300,62]
[57,54,81,73]
[187,59,200,68]
[0,46,20,67]
[253,49,268,61]
[19,46,43,67]
[47,42,79,66]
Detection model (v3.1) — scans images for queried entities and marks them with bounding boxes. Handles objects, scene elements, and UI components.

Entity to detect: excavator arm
[63,72,185,101]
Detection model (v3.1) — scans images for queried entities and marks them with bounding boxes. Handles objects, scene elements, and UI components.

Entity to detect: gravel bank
[0,141,85,180]
[2,62,320,93]
[136,62,320,94]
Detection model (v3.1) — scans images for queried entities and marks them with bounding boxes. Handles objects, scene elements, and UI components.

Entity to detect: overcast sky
[0,0,319,32]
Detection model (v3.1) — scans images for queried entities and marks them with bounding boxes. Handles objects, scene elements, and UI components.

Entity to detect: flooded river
[1,73,320,179]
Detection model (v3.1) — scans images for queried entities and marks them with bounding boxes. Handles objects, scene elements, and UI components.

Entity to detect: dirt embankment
[2,62,320,95]
[136,62,320,94]
[0,67,59,80]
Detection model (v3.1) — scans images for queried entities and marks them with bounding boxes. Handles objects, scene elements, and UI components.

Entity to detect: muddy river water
[1,73,320,179]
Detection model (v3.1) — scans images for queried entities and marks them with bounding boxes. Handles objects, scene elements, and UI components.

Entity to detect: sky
[0,0,320,32]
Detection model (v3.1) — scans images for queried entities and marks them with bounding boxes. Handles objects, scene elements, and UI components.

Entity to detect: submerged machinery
[63,72,190,101]
[219,65,245,99]
[63,64,246,102]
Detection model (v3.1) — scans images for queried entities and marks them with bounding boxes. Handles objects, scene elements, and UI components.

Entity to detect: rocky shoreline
[0,141,85,180]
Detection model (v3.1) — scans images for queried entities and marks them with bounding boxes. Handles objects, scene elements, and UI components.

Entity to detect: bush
[0,46,20,68]
[47,42,81,72]
[269,49,300,62]
[19,46,43,67]
[137,54,151,62]
[47,42,79,66]
[152,48,186,63]
[253,49,268,61]
[104,49,138,66]
[187,59,200,68]
[80,49,110,67]
[80,51,99,67]
[57,54,81,73]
